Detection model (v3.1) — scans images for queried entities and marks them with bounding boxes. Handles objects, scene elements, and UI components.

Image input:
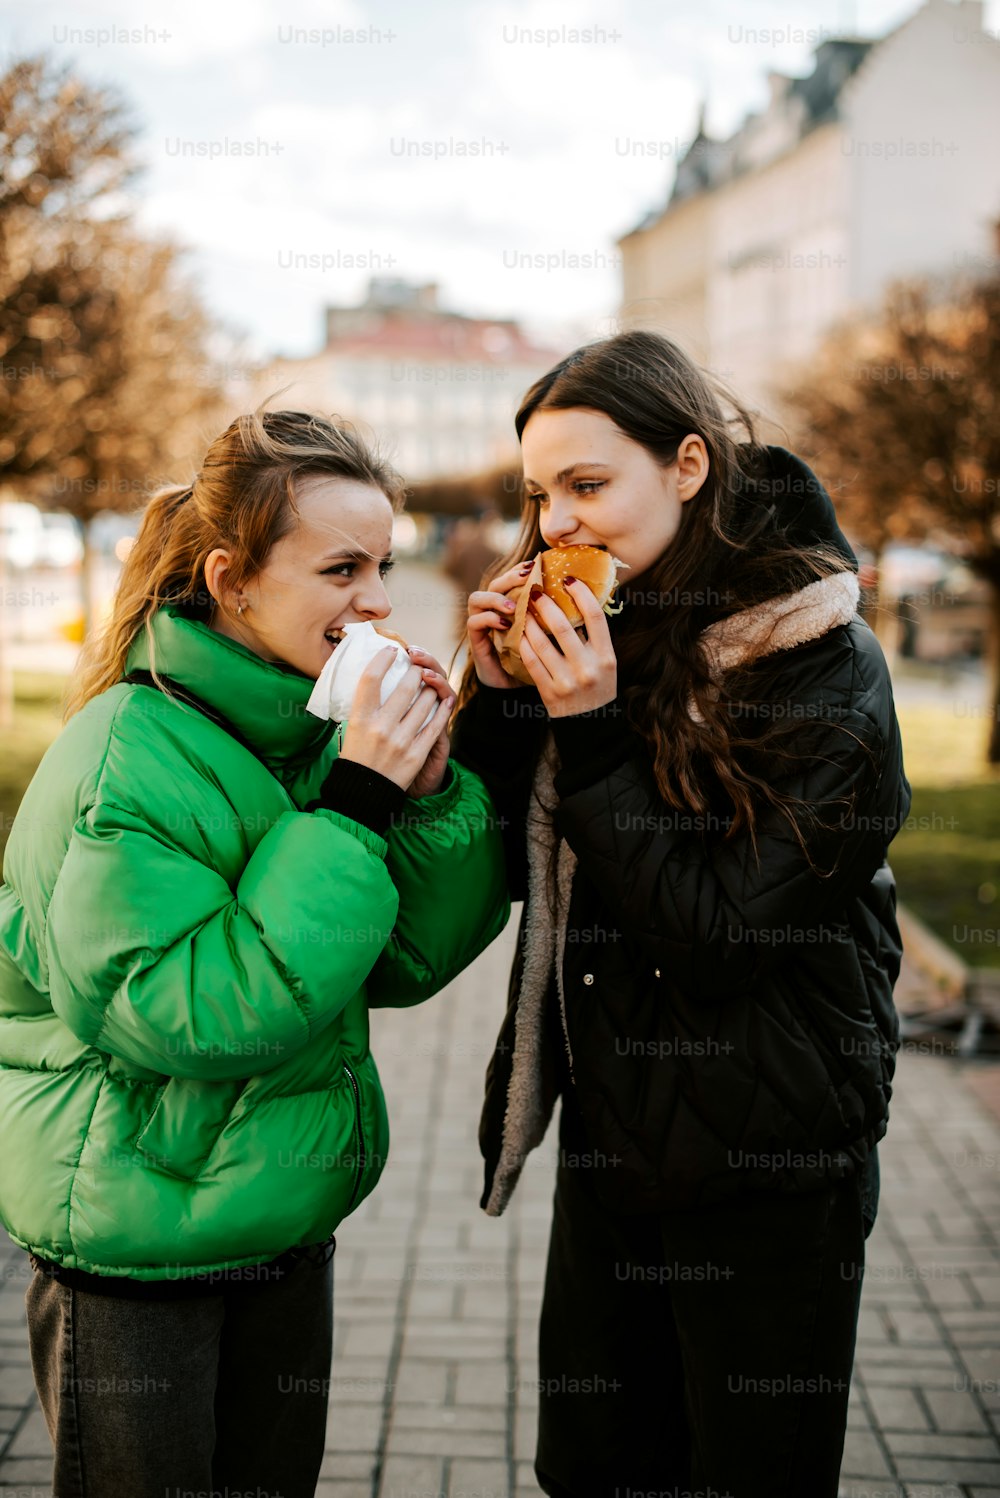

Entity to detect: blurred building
[618,0,1000,406]
[251,277,563,480]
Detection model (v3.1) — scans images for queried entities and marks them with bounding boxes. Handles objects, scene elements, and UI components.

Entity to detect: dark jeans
[536,1108,866,1498]
[25,1248,334,1498]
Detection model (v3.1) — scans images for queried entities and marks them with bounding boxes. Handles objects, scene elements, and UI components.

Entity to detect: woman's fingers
[399,682,441,727]
[410,691,455,740]
[468,609,514,636]
[351,647,400,711]
[564,577,613,649]
[407,646,449,677]
[468,592,519,621]
[528,591,584,653]
[484,560,536,596]
[520,613,562,682]
[414,667,453,703]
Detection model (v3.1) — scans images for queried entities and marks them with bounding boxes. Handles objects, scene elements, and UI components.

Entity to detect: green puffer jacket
[0,604,509,1279]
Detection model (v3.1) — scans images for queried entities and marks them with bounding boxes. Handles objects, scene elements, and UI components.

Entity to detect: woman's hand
[519,579,618,718]
[467,560,535,688]
[338,648,454,791]
[404,646,455,797]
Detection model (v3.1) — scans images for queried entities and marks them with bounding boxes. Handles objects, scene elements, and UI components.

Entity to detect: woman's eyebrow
[320,549,394,563]
[525,462,611,489]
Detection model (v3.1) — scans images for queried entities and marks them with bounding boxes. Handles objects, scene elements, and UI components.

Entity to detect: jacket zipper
[554,938,576,1084]
[557,991,575,1083]
[342,1061,366,1210]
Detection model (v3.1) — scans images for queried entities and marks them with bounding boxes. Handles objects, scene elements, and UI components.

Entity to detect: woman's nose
[541,506,579,547]
[355,578,392,620]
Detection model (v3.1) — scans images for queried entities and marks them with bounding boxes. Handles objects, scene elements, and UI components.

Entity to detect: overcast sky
[4,0,997,359]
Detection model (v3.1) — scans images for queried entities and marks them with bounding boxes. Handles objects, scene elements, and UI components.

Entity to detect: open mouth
[324,628,347,653]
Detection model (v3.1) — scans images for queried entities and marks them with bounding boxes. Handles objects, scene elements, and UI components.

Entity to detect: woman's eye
[322,560,396,578]
[526,482,603,503]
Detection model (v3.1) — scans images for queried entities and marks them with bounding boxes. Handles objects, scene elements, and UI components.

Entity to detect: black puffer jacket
[451,448,912,1218]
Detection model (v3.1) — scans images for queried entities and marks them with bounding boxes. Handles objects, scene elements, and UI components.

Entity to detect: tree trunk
[988,580,1000,766]
[0,511,13,731]
[866,545,900,670]
[80,515,96,640]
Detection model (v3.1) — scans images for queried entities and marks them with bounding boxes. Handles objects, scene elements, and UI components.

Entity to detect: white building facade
[618,0,1000,410]
[251,279,562,481]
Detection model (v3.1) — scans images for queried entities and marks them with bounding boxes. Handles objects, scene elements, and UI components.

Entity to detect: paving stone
[392,1361,451,1405]
[392,1402,506,1434]
[379,1454,445,1498]
[923,1386,990,1432]
[866,1385,931,1431]
[884,1430,998,1459]
[3,1408,49,1458]
[840,1427,892,1477]
[895,1459,1000,1484]
[448,1457,510,1496]
[835,1479,903,1497]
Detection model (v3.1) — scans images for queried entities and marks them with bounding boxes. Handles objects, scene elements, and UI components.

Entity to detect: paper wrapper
[490,552,629,685]
[306,621,436,727]
[489,555,544,686]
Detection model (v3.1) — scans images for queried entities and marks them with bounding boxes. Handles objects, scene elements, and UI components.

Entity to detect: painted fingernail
[518,560,533,572]
[497,618,512,629]
[564,575,577,586]
[503,600,516,611]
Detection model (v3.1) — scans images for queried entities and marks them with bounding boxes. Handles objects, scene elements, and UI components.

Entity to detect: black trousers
[535,1106,866,1498]
[25,1247,334,1498]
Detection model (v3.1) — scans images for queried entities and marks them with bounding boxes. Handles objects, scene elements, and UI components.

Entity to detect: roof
[626,32,875,235]
[325,316,556,364]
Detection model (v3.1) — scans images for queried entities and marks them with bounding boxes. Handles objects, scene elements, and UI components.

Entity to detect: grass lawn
[892,702,1000,969]
[1,674,998,968]
[0,675,67,875]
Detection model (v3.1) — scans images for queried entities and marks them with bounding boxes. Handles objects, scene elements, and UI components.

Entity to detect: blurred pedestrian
[442,506,504,642]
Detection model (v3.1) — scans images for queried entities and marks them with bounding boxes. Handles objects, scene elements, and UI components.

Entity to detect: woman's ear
[204,548,237,611]
[676,435,710,503]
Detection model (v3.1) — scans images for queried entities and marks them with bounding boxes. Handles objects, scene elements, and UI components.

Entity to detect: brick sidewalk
[1,928,999,1497]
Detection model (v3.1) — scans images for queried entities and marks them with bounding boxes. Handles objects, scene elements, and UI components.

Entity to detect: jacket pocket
[342,1061,367,1210]
[135,1077,244,1180]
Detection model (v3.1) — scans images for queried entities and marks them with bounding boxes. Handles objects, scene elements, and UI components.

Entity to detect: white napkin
[306,621,436,728]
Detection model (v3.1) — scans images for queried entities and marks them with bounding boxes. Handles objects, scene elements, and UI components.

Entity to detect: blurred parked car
[0,502,83,570]
[854,542,990,662]
[0,502,44,570]
[38,513,83,569]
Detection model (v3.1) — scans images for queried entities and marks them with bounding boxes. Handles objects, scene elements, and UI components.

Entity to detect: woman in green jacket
[0,408,509,1497]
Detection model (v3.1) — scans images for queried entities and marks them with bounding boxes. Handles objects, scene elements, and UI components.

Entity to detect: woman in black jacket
[448,331,911,1498]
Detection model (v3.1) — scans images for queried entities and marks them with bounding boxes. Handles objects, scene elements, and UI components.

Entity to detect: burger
[373,625,409,648]
[491,544,627,686]
[323,622,409,655]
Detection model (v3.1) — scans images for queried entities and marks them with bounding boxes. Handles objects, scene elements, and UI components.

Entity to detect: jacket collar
[700,570,860,678]
[124,604,335,768]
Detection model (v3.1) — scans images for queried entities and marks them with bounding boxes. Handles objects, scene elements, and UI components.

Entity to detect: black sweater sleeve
[449,683,547,902]
[305,756,408,838]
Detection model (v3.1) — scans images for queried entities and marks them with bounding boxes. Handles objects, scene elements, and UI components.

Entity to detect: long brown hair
[65,406,405,720]
[452,330,863,860]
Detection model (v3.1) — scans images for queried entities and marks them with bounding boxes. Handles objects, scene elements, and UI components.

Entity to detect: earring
[236,602,244,616]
